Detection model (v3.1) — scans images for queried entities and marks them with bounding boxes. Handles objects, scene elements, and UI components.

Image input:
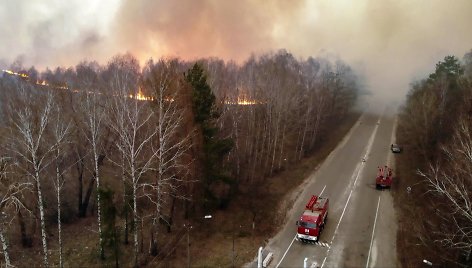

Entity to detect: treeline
[0,50,359,267]
[398,51,472,266]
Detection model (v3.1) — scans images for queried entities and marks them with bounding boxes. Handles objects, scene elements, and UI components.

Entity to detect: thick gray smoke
[0,0,120,67]
[1,0,472,102]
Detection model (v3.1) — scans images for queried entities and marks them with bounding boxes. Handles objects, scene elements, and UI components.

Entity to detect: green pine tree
[185,63,234,209]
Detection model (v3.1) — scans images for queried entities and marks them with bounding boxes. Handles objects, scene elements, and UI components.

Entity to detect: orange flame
[37,80,48,86]
[225,96,261,105]
[129,87,154,101]
[2,69,28,78]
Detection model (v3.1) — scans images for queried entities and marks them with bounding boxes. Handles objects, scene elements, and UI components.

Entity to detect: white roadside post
[257,247,263,268]
[304,257,308,268]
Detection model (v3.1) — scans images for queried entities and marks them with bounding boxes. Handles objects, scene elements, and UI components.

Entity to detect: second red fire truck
[376,165,393,189]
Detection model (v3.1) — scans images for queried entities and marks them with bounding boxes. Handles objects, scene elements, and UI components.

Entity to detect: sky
[1,0,472,102]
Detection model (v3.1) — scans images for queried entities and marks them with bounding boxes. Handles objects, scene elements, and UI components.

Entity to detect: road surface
[265,106,398,268]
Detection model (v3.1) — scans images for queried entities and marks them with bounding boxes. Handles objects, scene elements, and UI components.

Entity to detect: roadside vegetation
[396,50,472,267]
[0,50,360,267]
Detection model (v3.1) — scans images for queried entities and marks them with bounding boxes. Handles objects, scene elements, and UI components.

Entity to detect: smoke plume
[1,0,472,102]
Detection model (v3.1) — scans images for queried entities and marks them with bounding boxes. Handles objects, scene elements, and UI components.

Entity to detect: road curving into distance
[264,105,398,268]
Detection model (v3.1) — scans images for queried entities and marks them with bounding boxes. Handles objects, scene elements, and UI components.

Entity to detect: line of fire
[1,69,260,105]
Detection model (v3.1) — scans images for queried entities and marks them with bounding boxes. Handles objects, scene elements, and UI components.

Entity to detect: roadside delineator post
[257,247,263,268]
[304,257,308,268]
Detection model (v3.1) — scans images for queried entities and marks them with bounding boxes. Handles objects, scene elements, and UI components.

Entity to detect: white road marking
[366,195,381,268]
[275,235,297,268]
[320,185,326,196]
[330,119,379,244]
[321,256,327,267]
[330,187,354,245]
[275,185,327,268]
[321,118,381,268]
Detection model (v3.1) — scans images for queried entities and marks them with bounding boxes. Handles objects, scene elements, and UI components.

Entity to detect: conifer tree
[185,63,234,208]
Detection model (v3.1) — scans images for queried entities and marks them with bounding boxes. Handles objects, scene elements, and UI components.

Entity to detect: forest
[0,50,360,267]
[396,50,472,267]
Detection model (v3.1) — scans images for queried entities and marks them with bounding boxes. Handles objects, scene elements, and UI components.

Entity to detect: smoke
[2,0,472,102]
[0,0,120,67]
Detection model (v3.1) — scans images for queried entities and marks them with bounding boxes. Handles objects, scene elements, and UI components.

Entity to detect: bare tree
[50,109,71,268]
[109,93,158,266]
[107,53,157,267]
[0,156,31,267]
[399,84,441,162]
[418,117,472,256]
[71,62,106,219]
[80,89,107,259]
[6,84,55,267]
[105,54,139,246]
[142,59,191,256]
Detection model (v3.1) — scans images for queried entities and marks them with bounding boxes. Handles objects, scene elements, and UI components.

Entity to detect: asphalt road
[265,106,398,268]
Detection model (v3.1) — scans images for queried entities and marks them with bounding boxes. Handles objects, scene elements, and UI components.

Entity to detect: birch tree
[73,61,106,219]
[142,59,191,256]
[105,54,139,246]
[50,110,71,268]
[109,93,158,266]
[107,53,157,267]
[6,85,55,267]
[418,117,472,252]
[79,88,108,260]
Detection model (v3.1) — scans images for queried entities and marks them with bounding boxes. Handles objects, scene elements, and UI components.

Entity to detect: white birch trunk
[34,166,49,268]
[57,183,63,268]
[94,149,104,259]
[132,175,138,267]
[11,91,54,268]
[55,154,64,268]
[0,228,10,267]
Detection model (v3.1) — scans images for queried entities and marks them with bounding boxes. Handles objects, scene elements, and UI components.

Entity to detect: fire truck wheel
[376,184,380,190]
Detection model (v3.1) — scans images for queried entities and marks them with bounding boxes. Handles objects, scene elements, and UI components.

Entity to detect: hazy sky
[1,0,472,101]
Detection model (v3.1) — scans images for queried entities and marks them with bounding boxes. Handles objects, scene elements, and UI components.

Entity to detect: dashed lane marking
[366,195,381,268]
[321,116,382,268]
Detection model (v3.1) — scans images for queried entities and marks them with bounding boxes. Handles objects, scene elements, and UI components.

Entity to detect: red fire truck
[376,165,393,189]
[296,195,329,243]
